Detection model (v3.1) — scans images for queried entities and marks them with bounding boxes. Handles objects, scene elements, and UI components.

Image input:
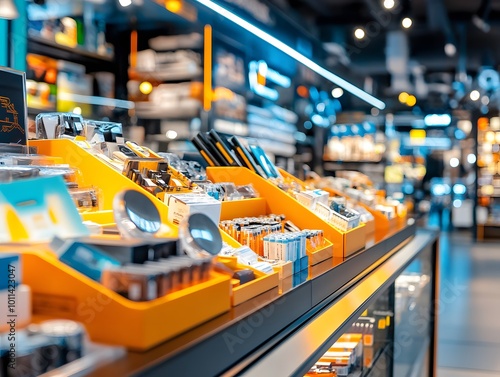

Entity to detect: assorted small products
[220,215,284,256]
[197,182,259,201]
[69,187,101,212]
[308,174,406,220]
[101,256,212,301]
[309,333,364,377]
[262,232,308,262]
[220,215,325,258]
[122,158,195,195]
[192,130,282,179]
[0,146,104,213]
[305,362,337,376]
[329,202,361,232]
[219,244,274,275]
[35,112,86,139]
[158,152,206,181]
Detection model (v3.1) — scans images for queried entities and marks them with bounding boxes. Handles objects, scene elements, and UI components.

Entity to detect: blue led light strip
[194,0,386,110]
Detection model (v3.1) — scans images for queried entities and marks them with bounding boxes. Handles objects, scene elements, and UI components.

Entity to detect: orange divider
[207,167,364,258]
[17,248,231,351]
[217,256,279,306]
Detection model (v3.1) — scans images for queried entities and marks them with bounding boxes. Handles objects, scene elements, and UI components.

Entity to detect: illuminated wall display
[194,0,386,109]
[248,60,291,101]
[424,114,451,127]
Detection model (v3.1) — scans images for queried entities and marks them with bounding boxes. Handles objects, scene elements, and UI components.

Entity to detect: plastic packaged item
[101,266,161,301]
[35,113,84,139]
[54,239,121,281]
[0,166,40,181]
[83,119,122,142]
[69,187,101,212]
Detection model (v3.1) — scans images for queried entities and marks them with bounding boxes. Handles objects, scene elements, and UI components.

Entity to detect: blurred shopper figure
[422,151,451,230]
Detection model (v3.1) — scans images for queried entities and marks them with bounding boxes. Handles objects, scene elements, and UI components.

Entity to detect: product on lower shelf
[305,362,337,376]
[309,332,365,377]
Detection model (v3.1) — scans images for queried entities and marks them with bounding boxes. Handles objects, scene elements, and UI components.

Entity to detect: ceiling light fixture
[119,0,132,7]
[401,17,412,29]
[193,0,386,110]
[332,88,344,98]
[444,43,456,57]
[470,90,480,101]
[354,28,365,39]
[0,0,19,19]
[383,0,395,10]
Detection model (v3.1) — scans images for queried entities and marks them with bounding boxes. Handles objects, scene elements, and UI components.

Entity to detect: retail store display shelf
[207,167,366,258]
[16,248,231,351]
[218,197,335,270]
[279,168,397,236]
[83,223,422,377]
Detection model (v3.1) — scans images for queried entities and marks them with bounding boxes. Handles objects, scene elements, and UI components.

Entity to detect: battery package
[83,237,179,264]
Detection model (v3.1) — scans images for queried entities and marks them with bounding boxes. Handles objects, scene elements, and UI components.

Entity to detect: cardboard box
[166,194,221,225]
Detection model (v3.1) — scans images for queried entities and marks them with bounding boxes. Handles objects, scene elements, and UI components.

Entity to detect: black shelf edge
[86,221,417,377]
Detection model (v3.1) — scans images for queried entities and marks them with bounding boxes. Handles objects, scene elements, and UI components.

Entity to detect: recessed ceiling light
[444,43,456,57]
[402,17,412,29]
[383,0,395,9]
[470,90,480,101]
[354,28,365,40]
[119,0,132,7]
[332,88,344,98]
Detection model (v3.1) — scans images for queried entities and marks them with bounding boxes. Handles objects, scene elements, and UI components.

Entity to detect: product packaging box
[166,194,221,225]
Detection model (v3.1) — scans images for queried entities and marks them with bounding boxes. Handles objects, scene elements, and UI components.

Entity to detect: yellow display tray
[17,248,231,351]
[217,196,334,264]
[208,167,364,258]
[29,139,242,247]
[29,139,177,237]
[218,256,280,306]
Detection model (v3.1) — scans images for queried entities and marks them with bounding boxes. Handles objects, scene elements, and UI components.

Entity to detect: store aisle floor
[437,232,500,377]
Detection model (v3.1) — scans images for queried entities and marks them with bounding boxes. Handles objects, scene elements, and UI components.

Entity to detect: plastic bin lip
[22,248,228,310]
